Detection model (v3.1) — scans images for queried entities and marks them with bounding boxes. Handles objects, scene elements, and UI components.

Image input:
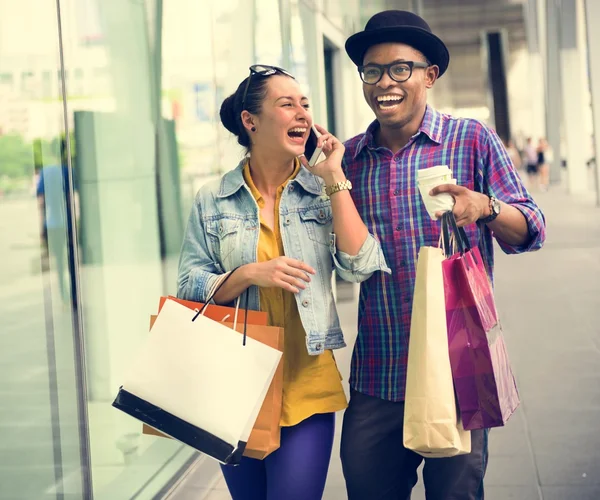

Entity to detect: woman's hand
[247,257,315,293]
[300,124,346,185]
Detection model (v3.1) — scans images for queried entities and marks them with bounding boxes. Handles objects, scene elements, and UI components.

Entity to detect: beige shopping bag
[403,246,471,458]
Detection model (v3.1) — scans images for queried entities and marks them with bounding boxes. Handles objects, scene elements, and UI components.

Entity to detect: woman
[177,65,390,500]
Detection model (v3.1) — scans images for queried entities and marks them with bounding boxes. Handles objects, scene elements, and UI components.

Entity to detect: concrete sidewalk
[171,185,600,500]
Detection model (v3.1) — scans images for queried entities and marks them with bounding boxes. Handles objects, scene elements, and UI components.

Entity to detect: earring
[251,127,256,132]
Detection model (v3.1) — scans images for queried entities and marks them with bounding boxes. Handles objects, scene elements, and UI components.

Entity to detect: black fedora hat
[345,10,450,77]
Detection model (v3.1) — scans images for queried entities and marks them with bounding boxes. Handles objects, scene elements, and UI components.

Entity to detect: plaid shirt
[342,105,546,402]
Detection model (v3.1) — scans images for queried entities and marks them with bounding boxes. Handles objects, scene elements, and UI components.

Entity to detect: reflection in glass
[0,1,84,498]
[58,0,198,496]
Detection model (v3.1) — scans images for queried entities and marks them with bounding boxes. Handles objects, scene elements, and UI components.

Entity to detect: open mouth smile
[376,94,404,110]
[287,126,308,144]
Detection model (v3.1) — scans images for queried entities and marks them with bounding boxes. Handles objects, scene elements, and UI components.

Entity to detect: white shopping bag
[113,296,282,465]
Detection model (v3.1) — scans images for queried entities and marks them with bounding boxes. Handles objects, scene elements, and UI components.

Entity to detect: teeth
[289,127,307,133]
[377,95,403,102]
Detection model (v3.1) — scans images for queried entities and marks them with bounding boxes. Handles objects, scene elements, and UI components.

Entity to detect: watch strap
[480,196,500,224]
[325,180,352,197]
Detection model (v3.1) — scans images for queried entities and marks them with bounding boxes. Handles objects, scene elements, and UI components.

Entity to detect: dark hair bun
[219,94,240,136]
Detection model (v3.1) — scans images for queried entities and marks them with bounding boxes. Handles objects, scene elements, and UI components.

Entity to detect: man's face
[361,43,438,130]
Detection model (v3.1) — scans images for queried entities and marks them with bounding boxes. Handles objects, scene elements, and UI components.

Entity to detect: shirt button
[318,210,325,219]
[404,297,411,303]
[315,343,323,351]
[394,157,401,163]
[302,299,309,307]
[289,185,295,192]
[400,261,407,267]
[285,218,290,225]
[396,225,402,231]
[393,189,400,196]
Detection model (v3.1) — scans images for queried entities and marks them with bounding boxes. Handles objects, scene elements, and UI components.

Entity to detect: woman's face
[246,75,313,159]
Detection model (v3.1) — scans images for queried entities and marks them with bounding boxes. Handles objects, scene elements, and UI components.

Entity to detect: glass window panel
[58,0,195,496]
[0,0,85,498]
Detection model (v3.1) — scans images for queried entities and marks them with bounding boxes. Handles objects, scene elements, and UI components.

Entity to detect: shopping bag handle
[441,212,472,256]
[191,269,251,346]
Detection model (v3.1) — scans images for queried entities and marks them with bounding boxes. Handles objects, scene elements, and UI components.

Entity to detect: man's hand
[430,184,490,227]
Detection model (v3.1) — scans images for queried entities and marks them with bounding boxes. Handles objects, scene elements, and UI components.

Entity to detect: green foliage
[0,134,34,178]
[0,133,73,194]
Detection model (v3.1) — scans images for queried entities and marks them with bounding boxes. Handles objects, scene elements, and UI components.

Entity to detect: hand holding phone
[305,125,324,167]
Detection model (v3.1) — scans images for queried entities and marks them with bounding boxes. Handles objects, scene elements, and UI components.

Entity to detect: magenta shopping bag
[441,212,520,430]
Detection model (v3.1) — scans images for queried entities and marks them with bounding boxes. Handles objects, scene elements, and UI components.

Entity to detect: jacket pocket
[205,217,242,269]
[299,206,333,246]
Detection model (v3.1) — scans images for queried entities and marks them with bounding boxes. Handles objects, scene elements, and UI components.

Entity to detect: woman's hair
[219,74,275,150]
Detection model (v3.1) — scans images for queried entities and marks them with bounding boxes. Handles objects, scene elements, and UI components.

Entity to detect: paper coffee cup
[418,178,456,220]
[417,165,452,185]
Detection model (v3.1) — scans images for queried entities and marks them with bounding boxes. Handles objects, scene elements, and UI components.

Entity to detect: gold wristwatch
[325,180,352,197]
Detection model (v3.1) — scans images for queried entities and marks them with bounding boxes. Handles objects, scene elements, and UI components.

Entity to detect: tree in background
[0,134,72,195]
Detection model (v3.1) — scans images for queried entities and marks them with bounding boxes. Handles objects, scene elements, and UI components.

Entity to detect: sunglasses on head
[241,64,295,109]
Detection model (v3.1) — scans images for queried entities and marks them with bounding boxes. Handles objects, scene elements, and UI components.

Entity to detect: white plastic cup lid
[417,165,451,179]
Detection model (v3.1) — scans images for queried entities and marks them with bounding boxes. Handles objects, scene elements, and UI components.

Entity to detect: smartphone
[304,125,323,167]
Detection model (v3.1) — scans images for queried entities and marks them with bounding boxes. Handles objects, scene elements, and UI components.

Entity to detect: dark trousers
[341,390,488,500]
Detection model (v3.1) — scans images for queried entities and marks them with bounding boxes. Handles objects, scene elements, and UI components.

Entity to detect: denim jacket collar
[217,159,323,198]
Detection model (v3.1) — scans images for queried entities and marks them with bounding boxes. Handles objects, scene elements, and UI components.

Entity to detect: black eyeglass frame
[358,60,430,85]
[241,64,295,109]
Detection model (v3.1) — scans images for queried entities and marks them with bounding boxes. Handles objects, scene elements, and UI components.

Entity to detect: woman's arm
[213,257,315,304]
[302,125,391,282]
[303,125,368,256]
[178,195,317,305]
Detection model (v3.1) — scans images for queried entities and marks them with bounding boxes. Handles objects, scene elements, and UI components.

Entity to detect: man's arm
[431,124,546,251]
[485,200,530,246]
[430,185,530,246]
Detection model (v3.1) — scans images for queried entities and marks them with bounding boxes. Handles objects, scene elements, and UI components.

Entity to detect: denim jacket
[177,160,390,355]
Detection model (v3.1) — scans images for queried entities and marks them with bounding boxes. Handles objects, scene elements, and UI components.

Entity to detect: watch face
[493,201,501,214]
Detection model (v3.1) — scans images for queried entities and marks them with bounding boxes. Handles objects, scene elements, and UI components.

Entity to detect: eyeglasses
[358,61,430,85]
[241,64,295,109]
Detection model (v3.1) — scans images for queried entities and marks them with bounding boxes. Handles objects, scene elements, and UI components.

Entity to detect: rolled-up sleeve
[330,232,391,283]
[177,193,227,302]
[480,127,546,254]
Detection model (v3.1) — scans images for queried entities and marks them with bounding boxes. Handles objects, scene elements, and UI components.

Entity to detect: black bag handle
[440,211,452,257]
[442,211,480,267]
[447,212,471,253]
[441,212,467,256]
[441,211,478,258]
[191,268,251,346]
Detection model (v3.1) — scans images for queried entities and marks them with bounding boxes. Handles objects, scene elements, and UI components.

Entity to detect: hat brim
[345,26,450,77]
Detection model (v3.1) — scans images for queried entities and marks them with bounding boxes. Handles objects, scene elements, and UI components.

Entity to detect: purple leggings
[220,412,335,500]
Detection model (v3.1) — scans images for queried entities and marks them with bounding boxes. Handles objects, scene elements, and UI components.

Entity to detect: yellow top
[243,160,347,427]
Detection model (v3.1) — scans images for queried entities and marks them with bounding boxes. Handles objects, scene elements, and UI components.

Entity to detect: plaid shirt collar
[353,104,444,160]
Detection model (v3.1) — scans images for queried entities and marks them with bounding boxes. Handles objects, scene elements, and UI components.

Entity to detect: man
[338,10,546,500]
